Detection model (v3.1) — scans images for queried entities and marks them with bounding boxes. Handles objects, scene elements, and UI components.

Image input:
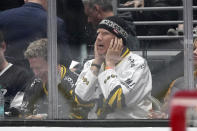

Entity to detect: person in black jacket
[19,38,75,119]
[57,0,87,61]
[13,38,90,119]
[0,31,32,118]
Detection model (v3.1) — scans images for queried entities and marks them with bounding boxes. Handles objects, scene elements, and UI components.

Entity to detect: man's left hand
[105,37,123,68]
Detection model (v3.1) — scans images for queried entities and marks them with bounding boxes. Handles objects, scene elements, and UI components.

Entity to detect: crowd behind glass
[0,0,196,120]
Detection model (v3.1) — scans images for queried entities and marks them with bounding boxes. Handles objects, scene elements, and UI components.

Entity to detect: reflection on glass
[0,0,195,123]
[21,39,76,120]
[0,0,49,119]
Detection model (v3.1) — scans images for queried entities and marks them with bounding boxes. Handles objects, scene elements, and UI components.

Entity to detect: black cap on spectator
[97,16,130,45]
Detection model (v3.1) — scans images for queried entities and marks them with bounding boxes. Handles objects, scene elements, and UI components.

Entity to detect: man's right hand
[90,43,104,76]
[124,0,144,8]
[93,43,104,65]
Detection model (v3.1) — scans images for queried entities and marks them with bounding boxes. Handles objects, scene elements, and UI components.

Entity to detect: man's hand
[105,37,123,68]
[91,42,105,76]
[93,43,105,65]
[124,0,144,8]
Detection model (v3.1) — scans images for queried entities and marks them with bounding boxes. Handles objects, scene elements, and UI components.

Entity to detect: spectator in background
[148,0,181,35]
[75,16,152,119]
[162,38,197,115]
[0,0,72,71]
[13,38,79,119]
[82,0,140,58]
[120,0,181,36]
[120,0,183,49]
[57,0,87,61]
[120,0,144,8]
[20,38,98,119]
[0,31,32,118]
[167,0,197,36]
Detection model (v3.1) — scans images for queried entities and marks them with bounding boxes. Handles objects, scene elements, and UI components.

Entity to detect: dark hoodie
[118,12,140,50]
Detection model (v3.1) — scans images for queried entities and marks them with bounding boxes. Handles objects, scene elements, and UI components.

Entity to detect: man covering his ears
[75,16,152,119]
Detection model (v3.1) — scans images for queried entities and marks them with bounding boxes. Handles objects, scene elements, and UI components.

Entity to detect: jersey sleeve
[75,60,98,101]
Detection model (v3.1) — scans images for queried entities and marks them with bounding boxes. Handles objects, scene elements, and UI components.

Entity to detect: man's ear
[94,4,102,18]
[94,4,100,12]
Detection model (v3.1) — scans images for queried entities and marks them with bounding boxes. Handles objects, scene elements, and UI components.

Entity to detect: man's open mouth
[97,44,104,48]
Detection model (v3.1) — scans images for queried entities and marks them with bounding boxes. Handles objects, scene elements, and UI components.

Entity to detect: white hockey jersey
[75,48,152,119]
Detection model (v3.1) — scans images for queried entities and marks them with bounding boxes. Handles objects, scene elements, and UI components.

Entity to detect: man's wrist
[90,62,101,76]
[91,63,101,69]
[93,59,103,65]
[105,66,114,70]
[106,62,115,69]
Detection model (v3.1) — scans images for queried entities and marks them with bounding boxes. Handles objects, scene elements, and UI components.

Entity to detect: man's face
[95,28,115,56]
[28,57,48,82]
[84,5,101,27]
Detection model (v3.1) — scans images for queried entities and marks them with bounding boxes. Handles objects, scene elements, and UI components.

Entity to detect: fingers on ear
[117,38,123,51]
[112,37,118,49]
[109,38,114,49]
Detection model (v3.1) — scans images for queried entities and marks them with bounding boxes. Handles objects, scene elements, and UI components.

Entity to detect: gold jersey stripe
[121,48,130,58]
[42,82,48,96]
[97,108,102,116]
[194,69,197,79]
[74,96,94,107]
[108,88,122,107]
[42,65,66,96]
[117,88,123,109]
[69,113,83,119]
[69,90,73,95]
[60,65,67,80]
[116,48,130,66]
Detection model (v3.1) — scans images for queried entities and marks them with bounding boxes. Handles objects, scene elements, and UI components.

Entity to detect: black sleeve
[59,68,94,119]
[15,66,33,92]
[59,69,78,96]
[22,78,44,114]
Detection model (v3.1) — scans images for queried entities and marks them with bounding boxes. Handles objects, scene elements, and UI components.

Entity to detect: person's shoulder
[172,76,185,90]
[120,52,147,71]
[10,64,32,78]
[167,76,185,99]
[127,52,146,64]
[0,4,45,21]
[11,64,27,72]
[0,6,23,17]
[3,64,33,90]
